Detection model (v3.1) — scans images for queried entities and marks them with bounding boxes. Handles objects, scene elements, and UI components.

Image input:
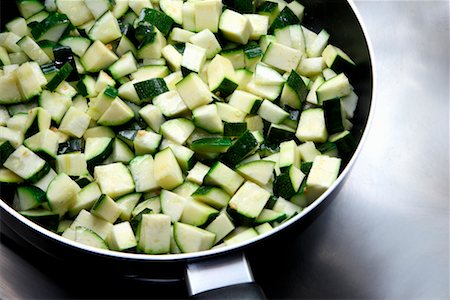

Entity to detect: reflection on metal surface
[186,252,254,296]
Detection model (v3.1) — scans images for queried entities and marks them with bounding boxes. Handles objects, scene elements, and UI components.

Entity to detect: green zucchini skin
[133,78,169,102]
[221,131,259,168]
[268,7,299,34]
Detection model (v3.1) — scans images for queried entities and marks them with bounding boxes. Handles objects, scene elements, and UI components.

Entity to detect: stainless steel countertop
[1,1,449,299]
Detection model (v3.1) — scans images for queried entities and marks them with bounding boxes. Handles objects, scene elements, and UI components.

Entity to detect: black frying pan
[0,0,374,298]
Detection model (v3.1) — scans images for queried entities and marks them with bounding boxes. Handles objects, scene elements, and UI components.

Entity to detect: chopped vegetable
[0,0,359,255]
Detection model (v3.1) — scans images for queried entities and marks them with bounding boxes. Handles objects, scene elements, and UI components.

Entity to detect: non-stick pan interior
[0,0,373,279]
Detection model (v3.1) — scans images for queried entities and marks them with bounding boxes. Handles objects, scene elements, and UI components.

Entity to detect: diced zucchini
[63,209,113,240]
[257,1,279,25]
[97,98,135,126]
[205,212,235,245]
[13,185,47,211]
[31,12,70,42]
[138,214,171,254]
[152,90,189,118]
[323,98,345,135]
[262,42,302,72]
[173,222,216,253]
[221,130,259,168]
[273,165,305,199]
[128,0,153,15]
[306,29,329,58]
[161,44,183,71]
[58,107,91,138]
[154,147,184,190]
[227,181,270,225]
[84,137,114,166]
[316,73,352,103]
[56,152,89,177]
[18,0,45,18]
[189,29,222,59]
[116,193,142,221]
[305,155,341,202]
[224,227,258,245]
[272,197,302,219]
[59,36,91,57]
[322,44,356,73]
[192,186,231,209]
[17,36,51,65]
[329,130,356,155]
[296,108,328,143]
[160,118,195,145]
[224,122,248,137]
[169,27,195,43]
[204,161,244,195]
[0,72,23,105]
[56,0,94,26]
[129,155,159,192]
[133,130,161,155]
[134,78,169,102]
[180,199,219,227]
[39,90,71,124]
[268,6,299,34]
[160,189,188,223]
[160,0,183,25]
[255,208,286,225]
[219,9,253,45]
[69,182,102,218]
[0,141,15,165]
[85,0,112,19]
[280,70,308,109]
[216,103,247,123]
[192,104,223,134]
[47,173,81,217]
[94,163,135,199]
[4,145,50,183]
[24,129,59,160]
[32,168,56,192]
[207,54,238,98]
[136,8,174,36]
[137,28,167,60]
[278,140,300,170]
[236,160,275,186]
[181,42,207,74]
[194,0,223,33]
[186,162,210,185]
[108,51,138,79]
[91,194,122,223]
[81,40,119,73]
[221,48,245,70]
[257,100,289,124]
[107,221,137,251]
[0,32,22,53]
[245,14,269,40]
[16,62,47,100]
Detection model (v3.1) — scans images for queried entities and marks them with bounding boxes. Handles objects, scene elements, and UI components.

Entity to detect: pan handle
[186,252,266,299]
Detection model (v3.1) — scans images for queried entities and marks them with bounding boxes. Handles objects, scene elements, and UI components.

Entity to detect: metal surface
[186,252,254,296]
[0,0,448,299]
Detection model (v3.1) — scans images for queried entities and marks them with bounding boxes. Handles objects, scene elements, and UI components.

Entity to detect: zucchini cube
[219,9,253,45]
[107,222,137,251]
[91,194,122,223]
[94,163,135,199]
[194,0,223,33]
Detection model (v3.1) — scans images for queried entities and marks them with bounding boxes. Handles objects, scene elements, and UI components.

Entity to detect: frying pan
[0,0,374,298]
